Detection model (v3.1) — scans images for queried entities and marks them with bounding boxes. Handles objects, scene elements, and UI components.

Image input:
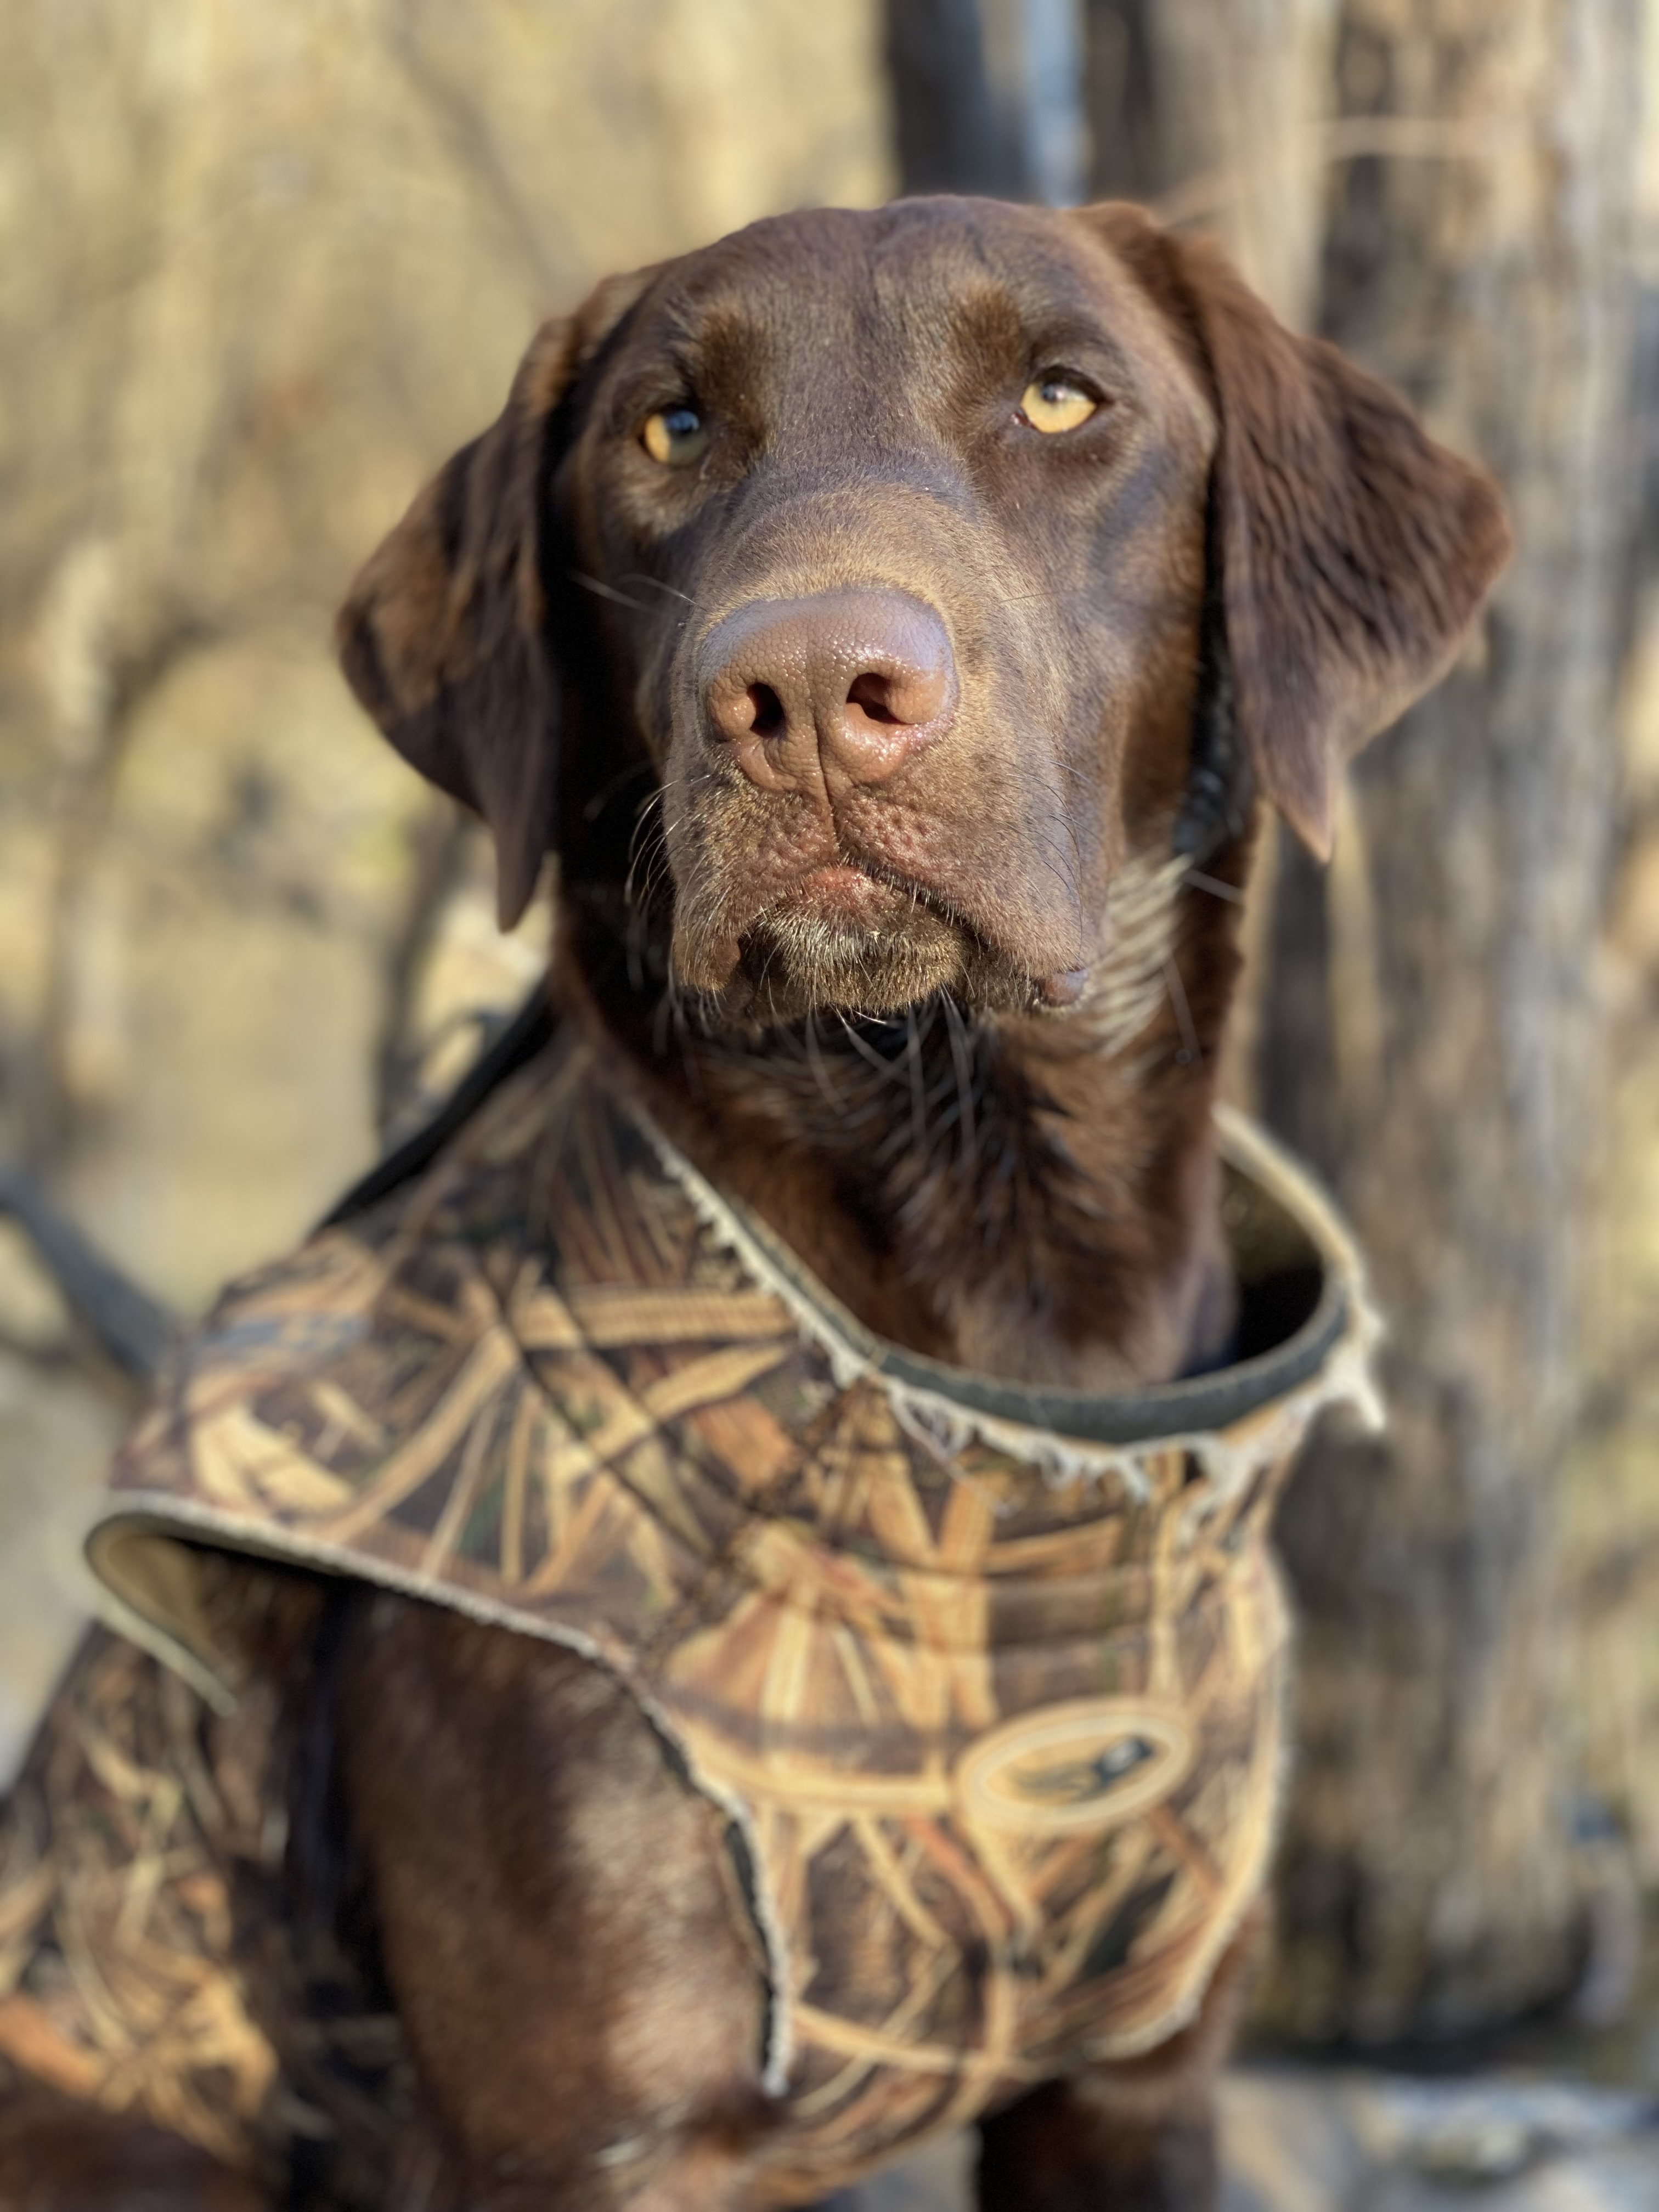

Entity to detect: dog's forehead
[620,201,1203,421]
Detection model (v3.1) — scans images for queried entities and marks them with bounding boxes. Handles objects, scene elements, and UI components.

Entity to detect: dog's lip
[768,862,923,927]
[670,857,935,992]
[789,855,1092,982]
[748,862,1100,1014]
[675,837,1091,999]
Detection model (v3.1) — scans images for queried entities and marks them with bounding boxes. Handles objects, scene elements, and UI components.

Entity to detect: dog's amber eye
[642,405,708,466]
[1019,377,1098,435]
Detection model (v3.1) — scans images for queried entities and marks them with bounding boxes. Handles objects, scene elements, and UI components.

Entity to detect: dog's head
[339,199,1508,1025]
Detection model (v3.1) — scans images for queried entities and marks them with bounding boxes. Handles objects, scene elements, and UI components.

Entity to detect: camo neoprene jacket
[0,1026,1378,2204]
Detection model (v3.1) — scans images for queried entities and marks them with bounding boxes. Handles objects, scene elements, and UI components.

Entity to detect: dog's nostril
[748,682,786,738]
[846,672,900,726]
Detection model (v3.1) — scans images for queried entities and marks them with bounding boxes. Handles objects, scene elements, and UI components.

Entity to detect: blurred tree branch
[382,0,579,302]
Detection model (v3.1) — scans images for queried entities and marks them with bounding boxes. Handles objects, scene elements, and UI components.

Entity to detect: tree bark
[1083,0,1333,321]
[884,0,1024,194]
[1081,0,1644,2041]
[884,0,1086,204]
[1256,0,1643,2042]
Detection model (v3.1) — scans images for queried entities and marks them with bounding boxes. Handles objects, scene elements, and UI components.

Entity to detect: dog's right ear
[1081,205,1511,862]
[337,274,650,927]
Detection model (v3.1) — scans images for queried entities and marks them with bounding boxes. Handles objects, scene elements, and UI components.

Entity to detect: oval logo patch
[955,1700,1193,1835]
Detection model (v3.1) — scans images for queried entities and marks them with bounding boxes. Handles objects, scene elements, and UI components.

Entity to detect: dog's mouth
[656,726,1097,1020]
[738,866,968,1015]
[778,862,915,926]
[673,852,1053,1022]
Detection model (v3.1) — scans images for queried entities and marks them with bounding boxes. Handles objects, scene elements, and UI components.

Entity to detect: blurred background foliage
[2,0,1658,2061]
[0,0,891,1762]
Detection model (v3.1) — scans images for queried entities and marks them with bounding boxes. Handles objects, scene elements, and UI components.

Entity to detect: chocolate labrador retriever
[0,198,1506,2211]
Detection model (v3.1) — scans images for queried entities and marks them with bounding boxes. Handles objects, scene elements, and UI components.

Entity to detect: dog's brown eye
[1019,377,1098,435]
[642,405,708,466]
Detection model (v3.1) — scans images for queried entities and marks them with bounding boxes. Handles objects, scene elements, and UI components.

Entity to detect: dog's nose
[701,590,956,792]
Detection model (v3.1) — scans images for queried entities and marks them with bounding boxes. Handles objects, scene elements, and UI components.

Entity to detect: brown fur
[5,198,1506,2209]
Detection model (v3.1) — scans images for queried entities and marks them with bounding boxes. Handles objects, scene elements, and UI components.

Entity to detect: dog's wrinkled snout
[701,589,956,792]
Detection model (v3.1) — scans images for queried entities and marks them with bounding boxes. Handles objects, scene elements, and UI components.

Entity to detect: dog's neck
[556,826,1254,1391]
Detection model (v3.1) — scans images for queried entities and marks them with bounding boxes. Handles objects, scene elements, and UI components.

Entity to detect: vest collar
[645,1091,1380,1476]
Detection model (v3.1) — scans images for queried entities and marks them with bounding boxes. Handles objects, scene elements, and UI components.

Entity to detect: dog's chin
[733,902,967,1020]
[684,911,1059,1030]
[670,864,1060,1025]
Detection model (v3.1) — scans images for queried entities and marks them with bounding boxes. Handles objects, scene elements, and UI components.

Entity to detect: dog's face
[340,198,1508,1026]
[561,202,1214,1017]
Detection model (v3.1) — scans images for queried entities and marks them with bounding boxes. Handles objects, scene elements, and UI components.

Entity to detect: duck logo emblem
[955,1700,1194,1836]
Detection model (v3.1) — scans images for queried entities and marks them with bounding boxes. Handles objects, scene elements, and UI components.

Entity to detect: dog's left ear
[1082,205,1512,860]
[337,272,651,925]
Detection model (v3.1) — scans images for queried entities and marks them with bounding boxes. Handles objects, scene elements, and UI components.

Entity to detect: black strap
[1172,479,1249,864]
[320,986,556,1228]
[0,1164,175,1379]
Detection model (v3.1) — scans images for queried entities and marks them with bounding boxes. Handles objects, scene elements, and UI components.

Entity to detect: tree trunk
[1080,0,1644,2041]
[1255,0,1643,2042]
[884,0,1086,204]
[1084,0,1333,320]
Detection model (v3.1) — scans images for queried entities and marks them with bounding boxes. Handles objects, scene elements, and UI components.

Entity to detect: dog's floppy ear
[337,274,649,926]
[1083,205,1511,859]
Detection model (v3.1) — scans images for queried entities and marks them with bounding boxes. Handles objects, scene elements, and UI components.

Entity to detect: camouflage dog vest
[13,1025,1378,2199]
